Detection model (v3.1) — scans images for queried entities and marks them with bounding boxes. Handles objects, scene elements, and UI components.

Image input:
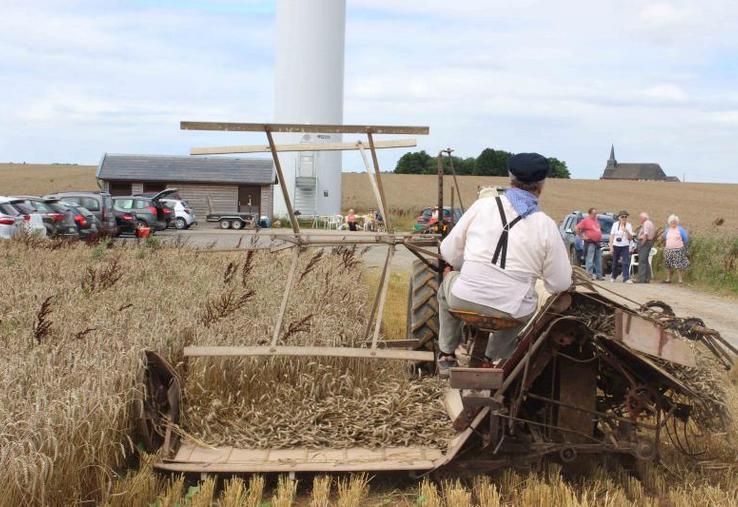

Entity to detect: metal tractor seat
[449,309,521,331]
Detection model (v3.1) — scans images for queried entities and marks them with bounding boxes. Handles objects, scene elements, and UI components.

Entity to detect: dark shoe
[437,354,458,377]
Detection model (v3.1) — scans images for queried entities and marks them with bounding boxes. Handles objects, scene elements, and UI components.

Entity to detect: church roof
[602,163,667,180]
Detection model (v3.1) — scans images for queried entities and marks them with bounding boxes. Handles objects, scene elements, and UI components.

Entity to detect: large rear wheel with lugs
[407,259,440,374]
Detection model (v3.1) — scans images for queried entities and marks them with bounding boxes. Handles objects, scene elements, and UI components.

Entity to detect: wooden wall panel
[173,183,238,219]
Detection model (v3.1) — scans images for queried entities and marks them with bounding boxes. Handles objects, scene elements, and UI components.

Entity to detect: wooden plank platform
[184,345,434,362]
[155,445,443,473]
[155,398,488,474]
[191,139,416,155]
[449,367,503,389]
[180,121,430,135]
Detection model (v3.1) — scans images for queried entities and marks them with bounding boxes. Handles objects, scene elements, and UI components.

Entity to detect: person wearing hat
[436,153,572,373]
[608,210,634,283]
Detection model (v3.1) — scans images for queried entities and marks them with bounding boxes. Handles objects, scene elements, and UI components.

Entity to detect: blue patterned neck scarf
[505,188,540,218]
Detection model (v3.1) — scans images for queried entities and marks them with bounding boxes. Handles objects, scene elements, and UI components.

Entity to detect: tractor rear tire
[407,259,440,375]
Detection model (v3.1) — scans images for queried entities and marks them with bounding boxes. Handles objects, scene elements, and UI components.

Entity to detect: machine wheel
[406,259,440,374]
[136,351,181,453]
[219,219,231,230]
[231,219,244,230]
[174,217,187,230]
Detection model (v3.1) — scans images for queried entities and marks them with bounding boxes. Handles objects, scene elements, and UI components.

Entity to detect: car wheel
[231,220,243,230]
[175,217,187,230]
[219,220,231,229]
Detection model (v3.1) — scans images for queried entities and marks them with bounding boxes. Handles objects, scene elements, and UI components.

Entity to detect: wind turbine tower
[273,0,347,217]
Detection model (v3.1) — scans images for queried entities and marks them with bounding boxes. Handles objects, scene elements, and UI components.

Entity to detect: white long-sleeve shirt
[440,195,572,318]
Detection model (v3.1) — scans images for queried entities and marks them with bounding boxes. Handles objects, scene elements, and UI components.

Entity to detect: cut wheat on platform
[178,245,455,450]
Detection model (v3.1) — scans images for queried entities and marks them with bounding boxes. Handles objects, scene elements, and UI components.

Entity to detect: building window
[143,182,167,193]
[109,182,133,196]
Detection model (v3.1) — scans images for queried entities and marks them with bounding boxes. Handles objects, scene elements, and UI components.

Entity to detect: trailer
[204,195,259,230]
[206,211,258,230]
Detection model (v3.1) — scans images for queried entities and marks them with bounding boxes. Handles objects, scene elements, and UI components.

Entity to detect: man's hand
[443,265,453,278]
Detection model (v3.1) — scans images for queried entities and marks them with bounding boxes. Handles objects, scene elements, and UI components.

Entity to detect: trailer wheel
[231,219,244,230]
[219,219,231,230]
[407,259,439,374]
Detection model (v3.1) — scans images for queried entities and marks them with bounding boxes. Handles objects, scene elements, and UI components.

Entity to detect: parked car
[112,195,169,232]
[35,199,82,238]
[113,208,138,235]
[11,196,74,237]
[53,201,99,239]
[160,197,196,230]
[133,189,180,228]
[0,211,23,239]
[559,211,616,270]
[0,196,46,236]
[44,191,118,236]
[413,206,463,233]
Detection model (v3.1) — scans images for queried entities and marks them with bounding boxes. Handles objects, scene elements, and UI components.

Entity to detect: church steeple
[607,144,617,168]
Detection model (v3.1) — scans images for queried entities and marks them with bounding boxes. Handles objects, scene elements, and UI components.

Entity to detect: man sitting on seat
[437,153,572,373]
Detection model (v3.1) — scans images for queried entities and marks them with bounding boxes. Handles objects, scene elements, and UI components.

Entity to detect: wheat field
[343,173,735,237]
[2,163,734,236]
[3,234,738,506]
[0,163,99,195]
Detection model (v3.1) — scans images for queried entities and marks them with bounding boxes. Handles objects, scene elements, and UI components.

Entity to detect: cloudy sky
[2,0,737,181]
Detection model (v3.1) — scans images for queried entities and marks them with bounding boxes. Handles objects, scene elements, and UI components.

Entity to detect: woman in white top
[609,210,634,283]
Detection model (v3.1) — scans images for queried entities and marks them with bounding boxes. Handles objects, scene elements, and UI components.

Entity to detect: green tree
[474,148,511,176]
[547,157,571,179]
[395,150,433,174]
[446,156,476,175]
[396,148,571,179]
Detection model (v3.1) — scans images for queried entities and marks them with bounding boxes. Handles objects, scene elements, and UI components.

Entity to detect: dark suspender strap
[492,196,524,269]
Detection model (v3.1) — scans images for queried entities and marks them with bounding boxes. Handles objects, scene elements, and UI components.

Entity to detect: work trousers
[584,241,602,279]
[638,240,654,283]
[437,272,533,362]
[611,245,631,281]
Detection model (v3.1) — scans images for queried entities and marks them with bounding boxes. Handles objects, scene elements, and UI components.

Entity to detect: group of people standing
[576,209,690,284]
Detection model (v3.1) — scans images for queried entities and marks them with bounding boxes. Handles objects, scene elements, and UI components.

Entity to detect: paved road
[156,227,738,345]
[154,227,419,271]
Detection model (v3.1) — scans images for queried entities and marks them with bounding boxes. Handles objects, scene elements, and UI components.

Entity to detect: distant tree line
[394,148,571,179]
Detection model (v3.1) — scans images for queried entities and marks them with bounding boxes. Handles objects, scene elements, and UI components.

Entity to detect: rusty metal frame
[181,121,433,361]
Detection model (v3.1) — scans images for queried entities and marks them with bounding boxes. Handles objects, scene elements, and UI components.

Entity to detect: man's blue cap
[507,153,549,182]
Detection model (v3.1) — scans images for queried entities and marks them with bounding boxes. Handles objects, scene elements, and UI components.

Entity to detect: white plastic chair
[629,247,657,278]
[326,215,343,230]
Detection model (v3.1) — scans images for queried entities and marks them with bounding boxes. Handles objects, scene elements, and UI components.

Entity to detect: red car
[413,206,463,232]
